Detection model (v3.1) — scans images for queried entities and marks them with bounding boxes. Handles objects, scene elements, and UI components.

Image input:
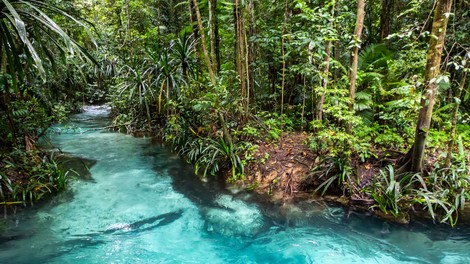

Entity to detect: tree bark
[333,1,342,82]
[192,0,217,85]
[280,0,288,116]
[234,0,249,113]
[316,2,336,121]
[316,40,332,121]
[411,0,453,172]
[188,0,202,75]
[380,0,394,41]
[208,0,219,73]
[247,0,255,105]
[347,0,366,134]
[445,68,468,167]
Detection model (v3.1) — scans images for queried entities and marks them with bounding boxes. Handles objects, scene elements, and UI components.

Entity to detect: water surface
[1,106,470,264]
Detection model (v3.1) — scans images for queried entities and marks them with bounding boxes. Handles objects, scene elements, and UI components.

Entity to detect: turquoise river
[1,106,470,264]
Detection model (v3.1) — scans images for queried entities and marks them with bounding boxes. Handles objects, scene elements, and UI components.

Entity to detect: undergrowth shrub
[0,150,68,206]
[367,158,470,227]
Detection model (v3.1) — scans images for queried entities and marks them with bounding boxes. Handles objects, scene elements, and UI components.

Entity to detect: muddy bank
[229,132,470,226]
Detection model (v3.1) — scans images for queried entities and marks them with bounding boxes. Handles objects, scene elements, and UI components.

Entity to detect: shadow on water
[142,143,282,237]
[0,210,184,264]
[103,209,184,234]
[143,144,235,206]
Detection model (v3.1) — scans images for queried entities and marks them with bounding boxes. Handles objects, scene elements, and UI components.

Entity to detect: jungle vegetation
[0,0,469,226]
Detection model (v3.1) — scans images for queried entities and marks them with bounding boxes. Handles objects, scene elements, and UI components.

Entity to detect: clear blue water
[1,106,470,264]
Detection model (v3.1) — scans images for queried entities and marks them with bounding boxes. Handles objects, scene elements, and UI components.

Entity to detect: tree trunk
[347,0,366,134]
[208,0,219,73]
[192,0,217,85]
[380,0,394,41]
[316,2,336,122]
[244,25,250,113]
[411,0,453,172]
[235,0,249,113]
[333,1,342,82]
[280,0,288,116]
[188,0,202,76]
[316,40,332,121]
[247,0,255,105]
[301,76,306,130]
[445,68,468,167]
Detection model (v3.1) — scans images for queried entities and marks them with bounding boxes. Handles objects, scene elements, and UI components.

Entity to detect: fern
[358,44,394,71]
[12,109,28,118]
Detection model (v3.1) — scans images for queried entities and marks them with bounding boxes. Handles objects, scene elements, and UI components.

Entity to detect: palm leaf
[1,0,45,79]
[0,0,97,86]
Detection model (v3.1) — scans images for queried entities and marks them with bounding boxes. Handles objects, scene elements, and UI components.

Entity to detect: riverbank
[109,116,470,227]
[224,132,470,226]
[0,149,67,208]
[0,106,104,211]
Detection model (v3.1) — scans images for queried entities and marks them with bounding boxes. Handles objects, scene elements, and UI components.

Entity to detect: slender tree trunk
[244,25,250,113]
[235,0,249,113]
[411,0,453,172]
[301,76,306,130]
[280,0,288,116]
[380,0,394,41]
[122,0,134,56]
[317,1,336,121]
[247,0,255,105]
[188,0,202,77]
[208,0,219,73]
[333,1,341,82]
[347,0,365,134]
[445,69,468,167]
[192,0,217,85]
[214,0,221,73]
[316,40,332,121]
[156,1,161,46]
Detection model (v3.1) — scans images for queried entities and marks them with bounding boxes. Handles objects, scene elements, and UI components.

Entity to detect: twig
[294,158,312,169]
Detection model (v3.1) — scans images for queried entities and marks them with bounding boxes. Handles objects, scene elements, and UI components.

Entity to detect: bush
[0,150,68,206]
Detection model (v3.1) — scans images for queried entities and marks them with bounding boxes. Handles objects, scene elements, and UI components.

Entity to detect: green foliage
[0,0,95,88]
[309,126,357,158]
[0,92,54,148]
[0,150,68,206]
[427,129,450,150]
[456,124,470,148]
[114,63,155,122]
[310,156,353,196]
[373,128,406,150]
[358,44,394,71]
[239,126,262,142]
[309,122,391,163]
[411,161,469,227]
[367,160,470,227]
[258,112,294,140]
[181,137,244,181]
[367,165,413,217]
[238,142,259,165]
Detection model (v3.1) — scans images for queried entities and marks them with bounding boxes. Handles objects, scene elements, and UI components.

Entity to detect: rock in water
[204,194,264,237]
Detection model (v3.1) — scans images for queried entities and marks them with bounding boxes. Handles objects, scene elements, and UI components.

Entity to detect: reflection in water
[0,105,469,264]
